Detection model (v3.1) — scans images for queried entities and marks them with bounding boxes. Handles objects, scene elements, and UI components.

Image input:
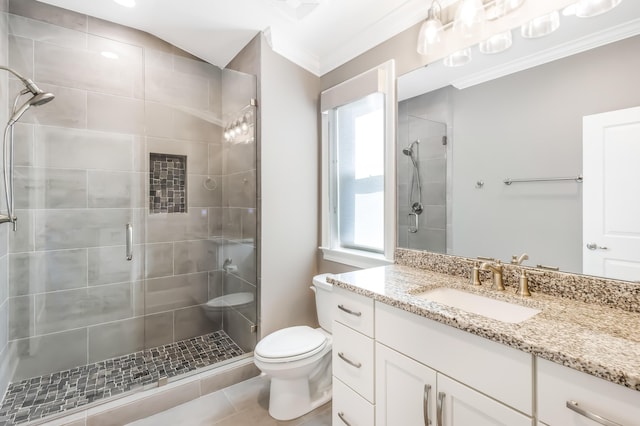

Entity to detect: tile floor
[0,331,244,425]
[127,375,331,426]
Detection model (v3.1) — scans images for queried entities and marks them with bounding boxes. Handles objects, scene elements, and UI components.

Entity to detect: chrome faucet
[479,260,505,290]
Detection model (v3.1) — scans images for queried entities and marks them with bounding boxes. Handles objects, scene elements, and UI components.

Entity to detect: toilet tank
[312,273,334,333]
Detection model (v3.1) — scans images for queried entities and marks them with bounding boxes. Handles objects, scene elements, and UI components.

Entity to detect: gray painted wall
[259,36,320,337]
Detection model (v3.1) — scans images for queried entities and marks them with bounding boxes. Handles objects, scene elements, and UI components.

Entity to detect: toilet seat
[255,326,327,363]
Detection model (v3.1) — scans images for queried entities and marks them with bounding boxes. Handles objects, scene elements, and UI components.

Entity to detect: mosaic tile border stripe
[0,331,244,425]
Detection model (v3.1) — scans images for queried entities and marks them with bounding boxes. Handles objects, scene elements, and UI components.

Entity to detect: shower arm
[0,65,42,95]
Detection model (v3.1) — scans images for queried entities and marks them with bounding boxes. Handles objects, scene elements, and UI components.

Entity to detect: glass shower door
[1,19,148,420]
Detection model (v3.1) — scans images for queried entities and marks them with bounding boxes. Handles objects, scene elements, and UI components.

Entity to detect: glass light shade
[576,0,622,17]
[490,0,525,18]
[417,18,443,55]
[479,30,513,54]
[453,0,486,38]
[443,48,472,67]
[521,11,560,39]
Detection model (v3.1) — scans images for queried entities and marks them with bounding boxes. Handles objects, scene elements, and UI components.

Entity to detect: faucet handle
[511,253,529,265]
[470,261,481,286]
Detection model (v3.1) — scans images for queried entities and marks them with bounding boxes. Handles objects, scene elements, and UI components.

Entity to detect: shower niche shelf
[150,153,187,214]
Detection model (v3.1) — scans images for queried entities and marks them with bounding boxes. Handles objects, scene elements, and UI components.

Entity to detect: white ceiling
[37,0,456,76]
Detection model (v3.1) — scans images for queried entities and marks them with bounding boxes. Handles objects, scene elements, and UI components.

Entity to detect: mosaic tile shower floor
[0,331,244,425]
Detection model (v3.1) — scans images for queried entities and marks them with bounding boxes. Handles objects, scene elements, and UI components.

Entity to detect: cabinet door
[437,375,531,426]
[538,358,640,426]
[376,343,437,426]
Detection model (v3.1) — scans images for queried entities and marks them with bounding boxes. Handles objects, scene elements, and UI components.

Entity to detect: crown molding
[317,0,433,76]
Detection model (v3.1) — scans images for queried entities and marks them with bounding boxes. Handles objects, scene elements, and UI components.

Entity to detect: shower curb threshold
[23,355,258,426]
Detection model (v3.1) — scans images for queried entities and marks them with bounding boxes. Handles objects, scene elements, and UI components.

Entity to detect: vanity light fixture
[416,1,443,55]
[575,0,622,17]
[453,0,486,38]
[114,0,136,8]
[521,10,560,38]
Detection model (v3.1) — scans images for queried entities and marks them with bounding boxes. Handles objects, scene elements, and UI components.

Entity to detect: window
[320,61,395,268]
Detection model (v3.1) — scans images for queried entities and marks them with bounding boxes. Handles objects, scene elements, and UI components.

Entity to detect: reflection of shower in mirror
[403,140,423,233]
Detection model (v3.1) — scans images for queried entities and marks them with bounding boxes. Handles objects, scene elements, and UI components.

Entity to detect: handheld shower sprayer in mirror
[0,66,55,231]
[403,140,424,216]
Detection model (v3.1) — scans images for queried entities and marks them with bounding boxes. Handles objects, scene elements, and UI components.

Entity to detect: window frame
[320,60,396,268]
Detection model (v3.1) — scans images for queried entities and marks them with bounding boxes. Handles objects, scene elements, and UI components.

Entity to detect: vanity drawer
[538,357,640,426]
[375,302,533,415]
[333,321,375,403]
[333,377,375,426]
[333,286,374,337]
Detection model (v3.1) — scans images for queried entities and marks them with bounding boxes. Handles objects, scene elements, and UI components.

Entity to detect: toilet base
[268,376,332,421]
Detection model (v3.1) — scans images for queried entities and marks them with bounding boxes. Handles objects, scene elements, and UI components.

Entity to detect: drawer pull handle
[424,384,432,425]
[566,401,622,426]
[338,411,352,426]
[436,392,445,426]
[338,304,362,317]
[338,352,362,368]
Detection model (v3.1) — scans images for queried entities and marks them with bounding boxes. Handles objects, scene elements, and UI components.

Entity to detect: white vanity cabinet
[332,287,376,425]
[375,302,533,416]
[537,357,640,426]
[376,332,530,426]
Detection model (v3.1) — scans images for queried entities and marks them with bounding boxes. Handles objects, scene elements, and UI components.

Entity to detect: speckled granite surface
[395,248,640,313]
[327,264,640,393]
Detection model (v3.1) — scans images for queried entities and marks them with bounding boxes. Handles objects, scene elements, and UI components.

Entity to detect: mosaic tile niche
[150,153,187,213]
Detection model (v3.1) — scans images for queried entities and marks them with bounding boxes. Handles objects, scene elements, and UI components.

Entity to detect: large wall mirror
[396,1,640,282]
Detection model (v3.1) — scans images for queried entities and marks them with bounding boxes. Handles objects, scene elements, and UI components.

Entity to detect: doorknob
[586,242,608,250]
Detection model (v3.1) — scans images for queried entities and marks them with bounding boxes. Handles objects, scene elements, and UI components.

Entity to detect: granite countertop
[327,264,640,392]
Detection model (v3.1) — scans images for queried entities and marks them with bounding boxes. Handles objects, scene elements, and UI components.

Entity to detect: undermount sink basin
[417,288,541,324]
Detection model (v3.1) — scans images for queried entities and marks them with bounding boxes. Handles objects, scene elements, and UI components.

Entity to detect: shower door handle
[125,223,133,261]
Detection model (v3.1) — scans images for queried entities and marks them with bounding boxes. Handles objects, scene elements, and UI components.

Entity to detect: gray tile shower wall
[2,0,237,384]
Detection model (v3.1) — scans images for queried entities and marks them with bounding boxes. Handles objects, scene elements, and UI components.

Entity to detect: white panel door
[375,342,437,426]
[583,106,640,280]
[437,374,531,426]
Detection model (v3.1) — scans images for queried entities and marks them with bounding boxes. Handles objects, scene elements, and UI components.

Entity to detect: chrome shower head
[402,140,419,156]
[9,92,55,125]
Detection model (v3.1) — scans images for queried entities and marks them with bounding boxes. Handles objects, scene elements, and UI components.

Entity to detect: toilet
[254,273,334,421]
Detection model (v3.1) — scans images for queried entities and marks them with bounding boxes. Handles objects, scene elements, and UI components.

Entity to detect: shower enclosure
[0,2,258,424]
[397,111,447,253]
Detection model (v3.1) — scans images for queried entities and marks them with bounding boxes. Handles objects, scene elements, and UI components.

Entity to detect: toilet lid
[255,326,327,360]
[206,292,254,308]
